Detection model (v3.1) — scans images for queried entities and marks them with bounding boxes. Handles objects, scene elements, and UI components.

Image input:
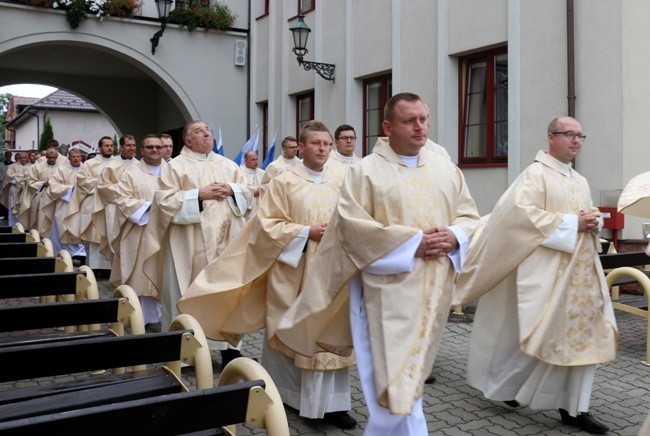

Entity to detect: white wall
[13,110,116,151]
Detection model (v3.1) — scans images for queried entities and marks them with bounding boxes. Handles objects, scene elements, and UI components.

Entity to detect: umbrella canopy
[618,171,650,218]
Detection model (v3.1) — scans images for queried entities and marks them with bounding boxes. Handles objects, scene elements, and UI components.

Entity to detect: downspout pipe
[567,0,576,118]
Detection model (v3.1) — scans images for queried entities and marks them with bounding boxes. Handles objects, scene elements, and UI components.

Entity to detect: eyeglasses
[551,131,587,142]
[142,145,164,150]
[338,136,356,142]
[283,146,298,150]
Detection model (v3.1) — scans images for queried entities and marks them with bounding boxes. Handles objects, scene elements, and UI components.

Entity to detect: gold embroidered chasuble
[91,156,138,255]
[0,162,31,215]
[109,160,165,297]
[260,156,301,185]
[62,155,111,244]
[276,138,479,415]
[21,159,64,229]
[454,150,618,366]
[179,164,354,370]
[39,162,82,238]
[141,147,250,297]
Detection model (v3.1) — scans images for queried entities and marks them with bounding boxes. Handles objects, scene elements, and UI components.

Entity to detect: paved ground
[1,271,648,435]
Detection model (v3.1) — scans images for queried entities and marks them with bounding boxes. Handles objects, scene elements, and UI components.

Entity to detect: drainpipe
[566,0,576,118]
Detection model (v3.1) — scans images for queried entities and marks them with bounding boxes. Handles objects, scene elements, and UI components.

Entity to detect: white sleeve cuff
[172,189,202,225]
[447,225,469,272]
[227,183,247,217]
[277,226,309,268]
[364,231,422,275]
[541,214,578,253]
[60,186,74,203]
[129,201,152,226]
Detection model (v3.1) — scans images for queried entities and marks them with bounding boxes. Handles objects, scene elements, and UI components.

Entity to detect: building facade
[249,0,650,243]
[0,0,251,156]
[5,90,117,151]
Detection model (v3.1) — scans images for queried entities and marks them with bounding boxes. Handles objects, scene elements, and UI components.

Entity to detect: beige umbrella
[618,171,650,218]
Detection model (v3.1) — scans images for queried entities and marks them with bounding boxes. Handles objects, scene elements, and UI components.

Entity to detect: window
[459,48,508,166]
[299,0,314,14]
[363,75,392,155]
[257,0,269,19]
[296,92,314,137]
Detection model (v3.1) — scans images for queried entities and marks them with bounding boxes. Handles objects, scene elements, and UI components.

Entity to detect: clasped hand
[415,227,458,260]
[199,182,232,201]
[578,210,600,233]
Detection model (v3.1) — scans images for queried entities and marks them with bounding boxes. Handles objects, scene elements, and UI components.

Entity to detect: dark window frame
[295,91,314,138]
[458,47,508,167]
[362,75,392,156]
[256,0,269,20]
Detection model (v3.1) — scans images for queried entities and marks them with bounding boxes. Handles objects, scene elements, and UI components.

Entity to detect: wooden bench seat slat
[0,257,57,275]
[0,380,265,436]
[0,370,183,422]
[0,299,123,333]
[0,330,194,383]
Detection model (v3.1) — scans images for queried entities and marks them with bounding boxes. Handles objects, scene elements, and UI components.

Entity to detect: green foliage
[168,1,236,32]
[0,93,9,147]
[63,0,88,29]
[39,117,54,151]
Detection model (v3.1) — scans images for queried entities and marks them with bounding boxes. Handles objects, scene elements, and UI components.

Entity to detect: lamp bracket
[298,59,335,82]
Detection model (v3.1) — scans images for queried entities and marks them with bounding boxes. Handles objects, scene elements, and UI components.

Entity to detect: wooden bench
[0,250,73,276]
[0,238,53,259]
[599,251,650,365]
[0,265,98,303]
[0,284,144,339]
[0,233,35,244]
[0,314,289,435]
[0,224,26,234]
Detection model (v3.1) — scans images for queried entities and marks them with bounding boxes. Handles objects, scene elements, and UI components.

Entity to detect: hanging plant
[168,1,236,32]
[52,0,89,29]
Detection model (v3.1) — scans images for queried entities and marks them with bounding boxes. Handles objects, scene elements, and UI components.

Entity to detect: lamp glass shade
[155,0,173,20]
[290,16,311,51]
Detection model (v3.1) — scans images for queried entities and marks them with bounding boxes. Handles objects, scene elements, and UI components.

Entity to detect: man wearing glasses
[455,116,616,434]
[331,124,361,165]
[110,134,166,326]
[261,136,301,185]
[325,124,361,180]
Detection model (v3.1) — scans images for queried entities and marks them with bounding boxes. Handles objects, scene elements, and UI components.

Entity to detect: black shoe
[71,255,86,266]
[559,409,609,434]
[220,349,243,369]
[323,411,357,430]
[504,400,520,408]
